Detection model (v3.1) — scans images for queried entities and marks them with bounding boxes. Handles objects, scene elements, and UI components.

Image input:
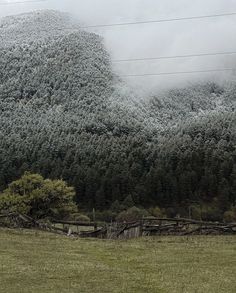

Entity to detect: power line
[0,0,46,5]
[0,5,235,78]
[119,68,235,78]
[0,4,235,29]
[82,12,236,29]
[112,51,236,63]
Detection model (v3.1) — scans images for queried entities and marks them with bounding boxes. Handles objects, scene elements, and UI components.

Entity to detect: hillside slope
[0,10,235,219]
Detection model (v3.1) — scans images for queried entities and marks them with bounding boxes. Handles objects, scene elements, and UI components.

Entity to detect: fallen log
[51,220,98,227]
[143,217,227,226]
[143,223,178,231]
[79,228,107,238]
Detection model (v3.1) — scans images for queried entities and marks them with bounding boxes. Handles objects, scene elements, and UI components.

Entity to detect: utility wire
[0,2,235,29]
[0,4,235,78]
[112,51,236,63]
[1,3,235,29]
[0,0,46,5]
[119,68,235,78]
[81,12,236,29]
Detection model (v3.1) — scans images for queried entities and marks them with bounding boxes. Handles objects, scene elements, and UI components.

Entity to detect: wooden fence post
[92,208,97,231]
[140,218,143,237]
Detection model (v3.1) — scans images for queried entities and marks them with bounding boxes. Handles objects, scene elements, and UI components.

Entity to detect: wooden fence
[1,212,236,239]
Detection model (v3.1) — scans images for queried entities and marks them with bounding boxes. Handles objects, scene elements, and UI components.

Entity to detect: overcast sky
[1,0,236,92]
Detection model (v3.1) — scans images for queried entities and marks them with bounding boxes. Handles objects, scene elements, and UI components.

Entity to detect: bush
[189,205,202,220]
[76,214,91,222]
[116,206,149,222]
[201,205,222,221]
[148,206,165,218]
[165,207,176,218]
[0,193,30,214]
[70,213,90,222]
[110,200,123,213]
[122,195,135,209]
[223,207,236,223]
[0,172,77,219]
[87,210,116,222]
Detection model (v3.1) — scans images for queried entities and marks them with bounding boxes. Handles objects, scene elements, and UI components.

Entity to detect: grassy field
[0,229,236,293]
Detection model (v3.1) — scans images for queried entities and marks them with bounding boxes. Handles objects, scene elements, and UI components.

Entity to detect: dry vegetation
[0,229,236,293]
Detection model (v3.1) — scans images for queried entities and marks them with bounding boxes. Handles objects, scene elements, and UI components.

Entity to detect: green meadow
[0,229,236,293]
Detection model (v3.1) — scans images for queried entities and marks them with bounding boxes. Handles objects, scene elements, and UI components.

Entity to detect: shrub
[201,205,222,221]
[86,210,116,222]
[116,206,149,222]
[189,205,202,220]
[110,200,123,213]
[0,172,77,219]
[223,207,236,223]
[76,214,91,222]
[148,206,165,218]
[122,195,135,209]
[165,207,176,218]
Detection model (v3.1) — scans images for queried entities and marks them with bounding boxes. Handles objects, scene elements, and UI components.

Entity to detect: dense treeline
[0,10,236,221]
[1,110,235,220]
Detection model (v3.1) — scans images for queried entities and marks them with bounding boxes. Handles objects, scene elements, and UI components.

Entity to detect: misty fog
[1,0,236,92]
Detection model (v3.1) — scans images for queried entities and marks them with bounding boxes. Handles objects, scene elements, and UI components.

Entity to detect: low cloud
[1,0,236,92]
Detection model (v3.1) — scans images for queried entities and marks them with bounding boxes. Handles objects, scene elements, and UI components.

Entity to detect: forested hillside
[0,10,235,220]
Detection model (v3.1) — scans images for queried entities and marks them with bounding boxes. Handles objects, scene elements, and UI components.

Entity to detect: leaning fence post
[93,208,97,231]
[140,217,144,237]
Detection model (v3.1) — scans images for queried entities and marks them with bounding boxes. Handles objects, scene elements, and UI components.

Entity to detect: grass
[0,229,236,293]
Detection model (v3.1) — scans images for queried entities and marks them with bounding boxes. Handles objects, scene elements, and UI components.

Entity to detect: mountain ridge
[0,10,235,219]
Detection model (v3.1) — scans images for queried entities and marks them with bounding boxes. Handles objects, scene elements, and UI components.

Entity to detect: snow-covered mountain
[0,10,155,136]
[1,10,235,134]
[0,10,235,214]
[0,10,79,47]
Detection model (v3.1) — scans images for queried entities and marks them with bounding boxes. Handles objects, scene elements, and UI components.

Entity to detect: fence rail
[1,212,236,239]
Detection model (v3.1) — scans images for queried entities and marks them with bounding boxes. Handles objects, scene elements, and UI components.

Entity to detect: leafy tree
[0,172,77,219]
